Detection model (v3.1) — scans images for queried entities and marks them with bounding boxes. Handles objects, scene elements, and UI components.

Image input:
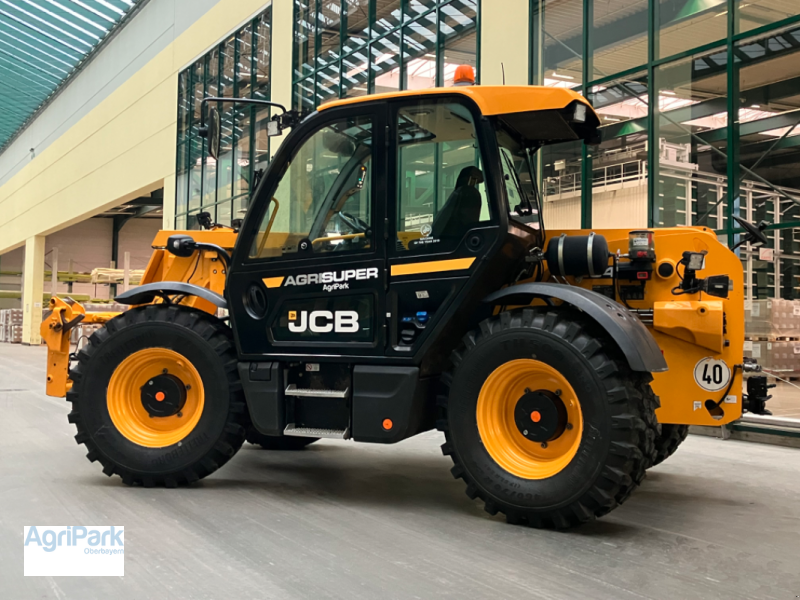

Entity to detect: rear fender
[484,283,668,373]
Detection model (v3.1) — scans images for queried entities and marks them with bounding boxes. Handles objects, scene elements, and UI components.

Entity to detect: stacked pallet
[81,302,128,313]
[744,299,800,374]
[90,268,144,286]
[0,309,23,343]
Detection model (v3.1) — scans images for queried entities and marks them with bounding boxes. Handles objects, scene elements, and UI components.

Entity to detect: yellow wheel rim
[476,359,583,479]
[107,348,205,448]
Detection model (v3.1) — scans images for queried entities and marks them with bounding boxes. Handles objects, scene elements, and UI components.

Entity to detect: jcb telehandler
[41,80,770,529]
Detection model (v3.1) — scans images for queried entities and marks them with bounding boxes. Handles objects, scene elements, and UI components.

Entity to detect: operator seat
[431,166,484,240]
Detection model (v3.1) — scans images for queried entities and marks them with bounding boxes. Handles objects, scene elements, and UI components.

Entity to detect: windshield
[249,116,374,259]
[495,125,543,232]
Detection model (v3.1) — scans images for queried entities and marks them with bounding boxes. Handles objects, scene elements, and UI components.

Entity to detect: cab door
[385,97,502,360]
[227,105,387,359]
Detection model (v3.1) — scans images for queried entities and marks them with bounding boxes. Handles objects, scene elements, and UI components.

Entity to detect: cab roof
[317,85,596,118]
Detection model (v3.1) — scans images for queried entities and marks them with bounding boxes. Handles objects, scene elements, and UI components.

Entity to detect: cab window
[249,115,373,259]
[395,102,491,252]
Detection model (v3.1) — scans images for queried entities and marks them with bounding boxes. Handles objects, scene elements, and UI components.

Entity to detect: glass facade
[531,0,800,300]
[175,6,273,230]
[292,0,479,111]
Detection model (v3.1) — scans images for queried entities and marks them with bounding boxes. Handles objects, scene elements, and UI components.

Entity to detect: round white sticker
[420,223,432,237]
[693,358,731,392]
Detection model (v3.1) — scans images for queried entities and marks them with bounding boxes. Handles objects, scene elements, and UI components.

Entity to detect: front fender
[115,282,228,310]
[484,283,667,373]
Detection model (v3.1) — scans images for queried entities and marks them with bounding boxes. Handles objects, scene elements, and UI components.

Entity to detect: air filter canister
[545,233,610,277]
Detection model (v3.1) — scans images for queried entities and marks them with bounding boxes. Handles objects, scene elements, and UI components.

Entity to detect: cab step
[284,424,350,439]
[285,384,349,398]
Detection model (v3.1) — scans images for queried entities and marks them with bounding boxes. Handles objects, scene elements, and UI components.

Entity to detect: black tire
[439,308,659,529]
[246,428,318,450]
[66,305,247,487]
[650,424,689,467]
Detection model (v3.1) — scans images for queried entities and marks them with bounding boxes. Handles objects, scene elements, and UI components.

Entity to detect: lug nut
[523,430,529,435]
[162,369,168,374]
[185,384,192,390]
[555,389,562,396]
[148,380,154,386]
[524,387,531,394]
[541,442,548,449]
[177,411,183,418]
[566,423,573,430]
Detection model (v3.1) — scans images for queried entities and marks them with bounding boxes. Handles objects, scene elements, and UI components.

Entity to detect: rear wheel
[650,424,689,467]
[439,308,658,529]
[67,305,247,487]
[246,428,318,450]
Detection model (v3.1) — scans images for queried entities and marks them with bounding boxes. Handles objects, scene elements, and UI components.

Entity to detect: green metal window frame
[529,0,800,246]
[291,0,481,111]
[174,6,273,229]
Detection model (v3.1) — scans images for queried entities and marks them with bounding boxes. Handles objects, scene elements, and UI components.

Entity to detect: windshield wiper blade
[502,151,533,215]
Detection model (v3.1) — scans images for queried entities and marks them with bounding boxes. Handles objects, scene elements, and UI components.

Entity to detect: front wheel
[66,305,248,487]
[440,308,658,529]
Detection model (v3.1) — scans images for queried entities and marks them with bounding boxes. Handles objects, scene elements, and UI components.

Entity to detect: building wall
[45,219,113,300]
[118,219,165,272]
[542,194,581,230]
[592,186,648,230]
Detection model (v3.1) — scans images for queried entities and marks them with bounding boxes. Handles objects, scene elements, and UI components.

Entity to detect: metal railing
[544,159,648,198]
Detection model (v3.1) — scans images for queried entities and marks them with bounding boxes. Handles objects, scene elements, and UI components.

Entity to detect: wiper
[525,146,543,213]
[501,150,533,215]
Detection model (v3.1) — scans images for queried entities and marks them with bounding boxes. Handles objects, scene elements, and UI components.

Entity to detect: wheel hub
[140,373,187,417]
[514,390,567,442]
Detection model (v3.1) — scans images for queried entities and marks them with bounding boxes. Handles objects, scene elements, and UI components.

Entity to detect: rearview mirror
[166,234,197,258]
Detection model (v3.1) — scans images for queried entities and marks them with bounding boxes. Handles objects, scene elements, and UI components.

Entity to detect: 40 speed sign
[693,357,731,392]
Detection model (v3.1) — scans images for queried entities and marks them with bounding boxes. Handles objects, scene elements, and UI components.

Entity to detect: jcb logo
[288,310,360,333]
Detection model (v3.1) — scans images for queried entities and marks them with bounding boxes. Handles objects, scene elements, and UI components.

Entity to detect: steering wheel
[732,215,769,249]
[336,210,369,233]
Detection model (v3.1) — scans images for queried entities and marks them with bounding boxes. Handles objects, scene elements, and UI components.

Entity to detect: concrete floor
[2,344,800,600]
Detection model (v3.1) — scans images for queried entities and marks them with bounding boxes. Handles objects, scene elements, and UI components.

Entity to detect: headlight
[685,251,706,271]
[573,103,587,123]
